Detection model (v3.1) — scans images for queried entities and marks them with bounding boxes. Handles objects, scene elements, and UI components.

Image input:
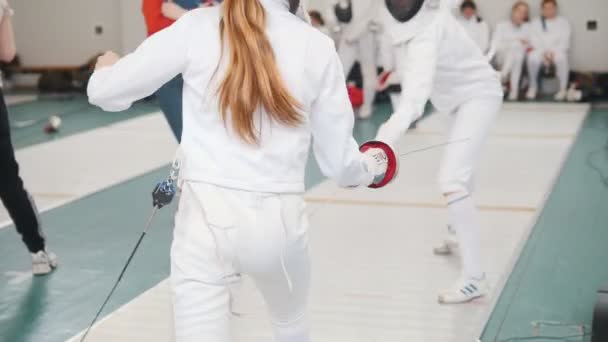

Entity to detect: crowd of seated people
[456,0,572,101]
[309,0,573,104]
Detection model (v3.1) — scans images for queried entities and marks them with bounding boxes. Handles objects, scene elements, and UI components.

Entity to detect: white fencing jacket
[377,7,502,146]
[528,16,571,54]
[327,0,381,41]
[88,0,370,193]
[488,20,531,60]
[457,16,490,53]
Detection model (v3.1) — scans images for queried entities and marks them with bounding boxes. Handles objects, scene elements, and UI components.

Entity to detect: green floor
[7,95,159,149]
[481,107,608,342]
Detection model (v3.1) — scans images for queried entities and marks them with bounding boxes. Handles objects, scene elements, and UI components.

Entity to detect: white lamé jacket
[88,0,371,193]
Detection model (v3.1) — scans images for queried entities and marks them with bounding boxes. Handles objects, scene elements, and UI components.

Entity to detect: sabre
[399,138,471,157]
[79,160,181,342]
[307,138,471,218]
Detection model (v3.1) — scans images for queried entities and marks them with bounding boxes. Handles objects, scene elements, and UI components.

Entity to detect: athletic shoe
[31,250,58,275]
[438,275,488,304]
[433,225,458,255]
[525,87,537,100]
[507,91,518,101]
[554,90,567,101]
[358,106,373,119]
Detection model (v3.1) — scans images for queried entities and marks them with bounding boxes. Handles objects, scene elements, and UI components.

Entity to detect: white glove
[362,148,388,186]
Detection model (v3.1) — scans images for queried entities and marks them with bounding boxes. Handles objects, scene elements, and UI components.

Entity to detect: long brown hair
[217,0,302,145]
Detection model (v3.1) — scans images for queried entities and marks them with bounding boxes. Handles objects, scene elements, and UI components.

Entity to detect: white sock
[446,192,483,279]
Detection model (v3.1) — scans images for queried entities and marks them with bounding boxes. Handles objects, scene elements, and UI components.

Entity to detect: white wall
[120,0,147,54]
[12,0,123,66]
[308,0,608,72]
[9,0,608,71]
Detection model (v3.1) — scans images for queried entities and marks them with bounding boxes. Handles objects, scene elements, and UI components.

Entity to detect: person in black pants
[0,1,57,275]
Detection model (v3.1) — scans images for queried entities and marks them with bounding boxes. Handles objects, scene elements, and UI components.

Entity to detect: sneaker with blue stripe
[438,275,488,304]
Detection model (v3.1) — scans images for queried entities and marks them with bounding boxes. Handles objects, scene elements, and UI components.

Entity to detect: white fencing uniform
[377,6,502,288]
[457,15,490,54]
[88,1,377,340]
[378,7,402,111]
[171,182,311,341]
[329,0,381,118]
[489,20,530,97]
[527,16,571,93]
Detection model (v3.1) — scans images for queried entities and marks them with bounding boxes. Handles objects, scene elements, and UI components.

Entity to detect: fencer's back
[178,5,342,193]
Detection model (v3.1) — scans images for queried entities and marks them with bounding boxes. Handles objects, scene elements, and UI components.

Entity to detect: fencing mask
[385,0,426,23]
[334,0,353,24]
[289,0,300,13]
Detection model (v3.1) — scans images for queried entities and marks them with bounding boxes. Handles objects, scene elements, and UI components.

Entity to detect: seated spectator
[526,0,571,101]
[458,0,490,54]
[488,1,531,101]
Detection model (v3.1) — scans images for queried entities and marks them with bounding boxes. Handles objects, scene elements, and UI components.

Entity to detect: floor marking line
[31,192,75,199]
[411,131,575,140]
[304,197,536,213]
[0,112,171,231]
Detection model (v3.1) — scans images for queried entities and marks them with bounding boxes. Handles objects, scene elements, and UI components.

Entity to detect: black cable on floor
[497,332,591,341]
[586,137,608,188]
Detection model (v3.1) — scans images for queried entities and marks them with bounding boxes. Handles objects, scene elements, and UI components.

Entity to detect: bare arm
[0,3,16,62]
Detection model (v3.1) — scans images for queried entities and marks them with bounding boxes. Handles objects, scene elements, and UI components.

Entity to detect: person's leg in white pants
[389,93,401,113]
[338,38,358,86]
[526,50,543,99]
[356,31,378,119]
[508,44,526,100]
[435,96,502,304]
[496,46,513,81]
[171,183,310,341]
[553,51,570,95]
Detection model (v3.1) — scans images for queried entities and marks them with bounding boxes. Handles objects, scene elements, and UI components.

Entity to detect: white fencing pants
[438,96,502,278]
[171,182,310,342]
[527,50,570,92]
[495,43,527,95]
[389,93,402,113]
[338,30,378,117]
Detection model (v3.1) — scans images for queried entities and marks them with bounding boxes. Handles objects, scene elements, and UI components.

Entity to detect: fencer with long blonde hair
[87,0,395,340]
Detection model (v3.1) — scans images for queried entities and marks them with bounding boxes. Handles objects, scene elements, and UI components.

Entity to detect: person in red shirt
[141,0,220,141]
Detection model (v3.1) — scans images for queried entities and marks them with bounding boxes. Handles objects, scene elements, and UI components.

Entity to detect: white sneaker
[433,226,458,255]
[31,250,58,275]
[525,88,537,100]
[438,275,488,304]
[554,90,567,101]
[357,106,373,119]
[507,91,518,101]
